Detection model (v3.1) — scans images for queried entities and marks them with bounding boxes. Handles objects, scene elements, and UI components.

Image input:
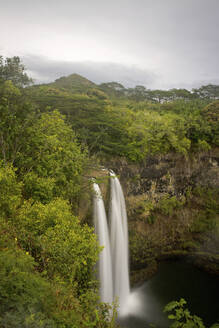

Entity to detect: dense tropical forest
[0,56,218,328]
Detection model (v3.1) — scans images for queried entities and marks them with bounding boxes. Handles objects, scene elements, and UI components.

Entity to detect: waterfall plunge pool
[119,259,219,328]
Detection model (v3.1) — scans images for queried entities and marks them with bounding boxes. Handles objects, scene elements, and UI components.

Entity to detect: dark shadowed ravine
[119,259,219,328]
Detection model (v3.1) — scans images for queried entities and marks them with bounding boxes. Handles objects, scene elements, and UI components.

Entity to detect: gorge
[92,149,219,326]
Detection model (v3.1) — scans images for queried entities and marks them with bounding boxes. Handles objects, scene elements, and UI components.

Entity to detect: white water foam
[93,183,113,304]
[109,171,130,314]
[93,173,142,317]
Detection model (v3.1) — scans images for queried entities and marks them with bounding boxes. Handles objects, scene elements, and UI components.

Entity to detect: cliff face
[105,148,219,282]
[108,148,219,197]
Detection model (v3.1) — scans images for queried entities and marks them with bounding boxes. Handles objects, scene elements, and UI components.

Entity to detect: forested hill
[50,73,96,93]
[32,72,219,102]
[27,72,219,162]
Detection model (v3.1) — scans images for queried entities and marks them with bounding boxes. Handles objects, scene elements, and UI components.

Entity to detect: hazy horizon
[1,0,219,89]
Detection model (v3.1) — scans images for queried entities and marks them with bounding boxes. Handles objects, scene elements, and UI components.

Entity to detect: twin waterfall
[93,171,130,315]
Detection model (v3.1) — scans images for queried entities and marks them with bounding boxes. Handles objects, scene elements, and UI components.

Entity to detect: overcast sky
[1,0,219,89]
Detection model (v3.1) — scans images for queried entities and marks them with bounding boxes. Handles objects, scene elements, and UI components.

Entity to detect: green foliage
[125,110,192,160]
[130,196,156,223]
[0,244,57,328]
[99,82,126,98]
[0,55,33,87]
[190,211,217,233]
[15,198,100,281]
[0,196,113,327]
[23,172,55,204]
[0,80,36,164]
[27,75,218,163]
[0,248,54,313]
[52,73,95,93]
[196,140,211,151]
[0,235,113,328]
[164,298,205,328]
[157,195,186,217]
[202,101,219,146]
[17,110,87,203]
[164,298,219,328]
[0,164,22,218]
[189,187,218,233]
[87,88,109,100]
[129,230,155,266]
[192,84,219,100]
[40,202,100,291]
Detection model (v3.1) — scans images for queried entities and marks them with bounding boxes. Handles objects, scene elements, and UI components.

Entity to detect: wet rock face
[108,148,219,199]
[104,149,219,279]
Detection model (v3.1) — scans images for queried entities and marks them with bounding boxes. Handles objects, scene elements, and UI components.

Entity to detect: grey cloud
[23,55,159,88]
[23,55,219,90]
[2,0,219,89]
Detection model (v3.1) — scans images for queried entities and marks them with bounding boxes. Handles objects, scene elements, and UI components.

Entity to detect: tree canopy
[0,56,33,87]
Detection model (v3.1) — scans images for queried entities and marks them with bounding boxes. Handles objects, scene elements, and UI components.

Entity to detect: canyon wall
[106,148,219,283]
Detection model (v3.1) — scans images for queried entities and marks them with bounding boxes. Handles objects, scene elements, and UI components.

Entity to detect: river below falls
[119,259,219,328]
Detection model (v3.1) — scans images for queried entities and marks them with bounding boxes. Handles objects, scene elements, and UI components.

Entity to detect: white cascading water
[109,171,130,315]
[93,183,113,304]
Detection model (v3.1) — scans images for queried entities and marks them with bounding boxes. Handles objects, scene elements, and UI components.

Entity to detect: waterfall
[109,171,130,314]
[93,183,113,304]
[93,172,130,315]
